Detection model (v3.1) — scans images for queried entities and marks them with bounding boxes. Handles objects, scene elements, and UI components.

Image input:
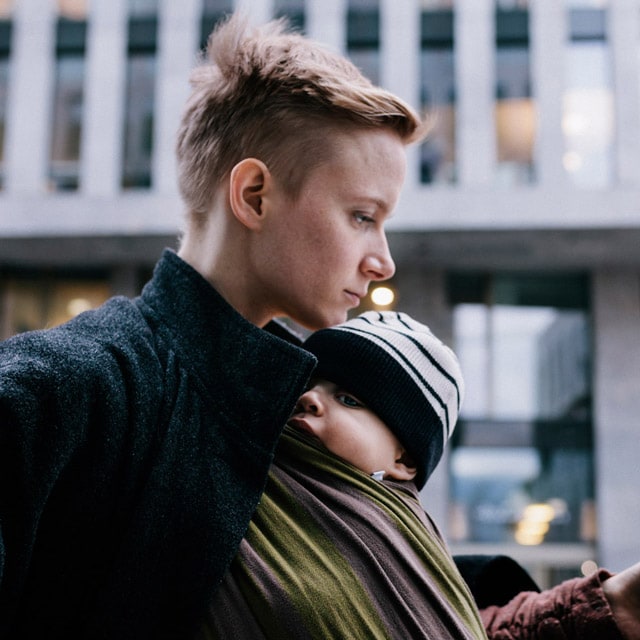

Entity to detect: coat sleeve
[0,328,127,634]
[479,569,625,640]
[0,340,85,626]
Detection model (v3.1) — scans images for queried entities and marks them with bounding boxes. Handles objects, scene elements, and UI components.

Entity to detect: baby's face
[288,379,415,482]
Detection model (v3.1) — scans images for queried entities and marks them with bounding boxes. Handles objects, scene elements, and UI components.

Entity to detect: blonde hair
[176,13,428,215]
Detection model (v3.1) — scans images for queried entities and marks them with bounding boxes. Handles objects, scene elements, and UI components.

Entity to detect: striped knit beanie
[302,311,464,490]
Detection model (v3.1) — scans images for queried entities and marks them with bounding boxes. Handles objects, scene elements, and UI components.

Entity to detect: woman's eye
[354,212,375,224]
[337,393,362,408]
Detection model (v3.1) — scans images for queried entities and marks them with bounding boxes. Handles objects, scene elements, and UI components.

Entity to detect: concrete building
[1,0,639,587]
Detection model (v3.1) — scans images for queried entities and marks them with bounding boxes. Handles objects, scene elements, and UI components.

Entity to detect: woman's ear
[385,449,418,482]
[228,158,271,230]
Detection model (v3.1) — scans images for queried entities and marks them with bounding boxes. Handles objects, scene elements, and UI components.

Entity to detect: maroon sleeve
[480,569,625,640]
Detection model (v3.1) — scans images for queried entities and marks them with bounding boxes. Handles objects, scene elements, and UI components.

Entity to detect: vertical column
[380,0,421,185]
[153,0,202,195]
[529,0,567,187]
[394,267,454,529]
[608,0,640,186]
[455,0,495,187]
[81,0,127,196]
[592,270,640,571]
[233,0,273,26]
[306,0,347,53]
[4,0,56,193]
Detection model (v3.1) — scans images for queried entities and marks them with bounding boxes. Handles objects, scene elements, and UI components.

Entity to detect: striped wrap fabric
[201,428,487,640]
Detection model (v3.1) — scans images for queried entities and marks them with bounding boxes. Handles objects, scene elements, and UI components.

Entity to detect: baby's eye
[336,392,364,408]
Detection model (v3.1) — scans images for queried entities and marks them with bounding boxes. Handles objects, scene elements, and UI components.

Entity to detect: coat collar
[137,250,317,438]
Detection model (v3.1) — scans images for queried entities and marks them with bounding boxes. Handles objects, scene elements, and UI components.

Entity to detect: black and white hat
[302,311,464,489]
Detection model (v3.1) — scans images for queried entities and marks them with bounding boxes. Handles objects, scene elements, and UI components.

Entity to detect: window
[50,55,85,191]
[122,10,157,189]
[447,274,594,560]
[0,274,110,338]
[0,0,12,18]
[129,0,157,18]
[347,0,379,84]
[57,0,88,20]
[274,0,305,31]
[49,15,86,191]
[0,32,9,190]
[200,0,232,48]
[495,5,535,186]
[420,6,455,184]
[563,6,613,188]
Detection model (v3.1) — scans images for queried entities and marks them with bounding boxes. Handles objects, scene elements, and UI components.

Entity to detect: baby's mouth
[287,417,315,436]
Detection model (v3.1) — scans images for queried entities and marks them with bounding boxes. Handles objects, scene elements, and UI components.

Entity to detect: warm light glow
[371,286,395,307]
[0,0,13,18]
[563,151,583,172]
[496,98,536,164]
[57,0,87,19]
[67,298,93,317]
[581,560,599,577]
[523,503,556,523]
[515,502,557,546]
[514,525,546,546]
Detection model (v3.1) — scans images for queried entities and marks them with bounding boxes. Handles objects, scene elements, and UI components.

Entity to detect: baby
[204,311,634,640]
[204,311,484,640]
[294,309,463,490]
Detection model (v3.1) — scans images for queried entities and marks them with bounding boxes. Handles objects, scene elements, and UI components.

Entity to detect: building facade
[1,0,639,588]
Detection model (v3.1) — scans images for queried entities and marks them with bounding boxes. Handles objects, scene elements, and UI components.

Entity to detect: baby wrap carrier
[202,428,487,639]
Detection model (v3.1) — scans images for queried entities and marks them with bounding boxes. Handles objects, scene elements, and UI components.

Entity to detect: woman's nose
[362,233,396,281]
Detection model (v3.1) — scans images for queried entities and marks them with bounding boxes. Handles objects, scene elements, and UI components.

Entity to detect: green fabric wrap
[202,428,488,639]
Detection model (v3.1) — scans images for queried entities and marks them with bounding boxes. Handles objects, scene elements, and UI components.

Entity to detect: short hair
[176,13,429,215]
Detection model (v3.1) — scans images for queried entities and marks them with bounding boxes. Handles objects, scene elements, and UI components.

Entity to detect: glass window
[0,56,8,190]
[0,8,9,189]
[420,7,455,184]
[49,16,87,191]
[347,0,379,84]
[129,0,158,18]
[497,0,528,7]
[200,2,233,48]
[563,6,613,188]
[447,274,594,550]
[1,275,110,338]
[421,0,454,8]
[122,12,157,189]
[495,5,535,186]
[202,0,232,10]
[274,0,305,31]
[122,53,155,189]
[57,0,88,20]
[49,55,85,191]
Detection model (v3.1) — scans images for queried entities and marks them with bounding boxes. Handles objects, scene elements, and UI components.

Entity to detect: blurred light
[523,503,556,523]
[371,286,395,307]
[514,521,548,546]
[496,98,535,164]
[563,151,583,172]
[581,559,599,577]
[67,298,93,317]
[58,0,87,19]
[515,502,557,546]
[562,112,589,137]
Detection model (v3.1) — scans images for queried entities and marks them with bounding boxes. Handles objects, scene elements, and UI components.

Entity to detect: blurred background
[1,0,639,589]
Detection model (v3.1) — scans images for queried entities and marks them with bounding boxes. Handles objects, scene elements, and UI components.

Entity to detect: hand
[603,562,640,639]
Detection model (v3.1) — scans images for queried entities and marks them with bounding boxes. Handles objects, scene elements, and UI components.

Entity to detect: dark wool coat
[0,250,316,639]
